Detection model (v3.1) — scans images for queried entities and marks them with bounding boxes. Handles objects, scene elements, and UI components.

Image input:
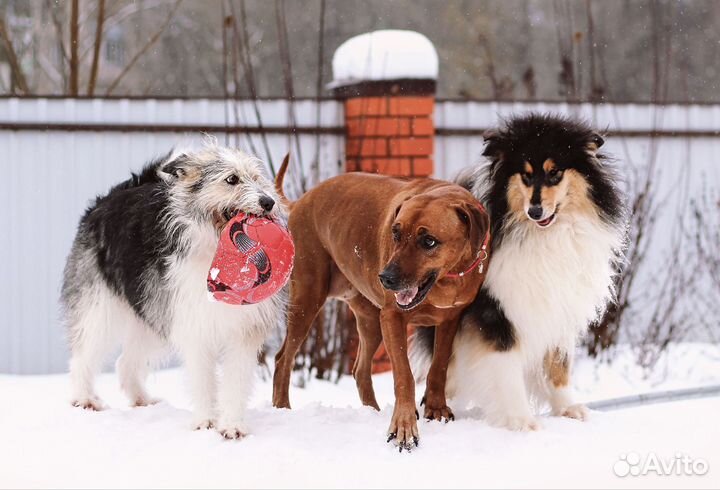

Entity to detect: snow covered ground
[1,343,719,489]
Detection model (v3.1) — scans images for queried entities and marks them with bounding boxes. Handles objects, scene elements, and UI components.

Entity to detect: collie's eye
[225,175,239,185]
[421,236,438,250]
[547,169,564,184]
[521,172,532,186]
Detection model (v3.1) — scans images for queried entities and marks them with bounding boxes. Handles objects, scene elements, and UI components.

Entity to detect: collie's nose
[259,195,275,212]
[528,205,543,220]
[379,265,402,291]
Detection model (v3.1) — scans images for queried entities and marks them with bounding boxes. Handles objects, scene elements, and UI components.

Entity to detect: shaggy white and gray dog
[62,143,285,439]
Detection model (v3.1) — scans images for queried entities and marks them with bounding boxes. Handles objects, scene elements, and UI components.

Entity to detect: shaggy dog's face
[160,147,281,231]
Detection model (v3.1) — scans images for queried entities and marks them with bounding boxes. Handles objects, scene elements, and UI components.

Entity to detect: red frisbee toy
[207,212,294,305]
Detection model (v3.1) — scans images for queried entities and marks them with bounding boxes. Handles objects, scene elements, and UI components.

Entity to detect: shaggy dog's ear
[587,132,605,153]
[160,154,200,182]
[482,129,506,161]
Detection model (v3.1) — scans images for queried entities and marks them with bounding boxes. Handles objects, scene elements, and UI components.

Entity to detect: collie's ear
[160,154,200,182]
[587,132,605,153]
[482,129,506,161]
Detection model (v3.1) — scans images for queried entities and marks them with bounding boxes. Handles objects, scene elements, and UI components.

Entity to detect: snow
[1,343,719,489]
[331,30,438,87]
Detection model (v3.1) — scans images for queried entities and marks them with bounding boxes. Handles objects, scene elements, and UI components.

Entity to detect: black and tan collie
[412,113,626,430]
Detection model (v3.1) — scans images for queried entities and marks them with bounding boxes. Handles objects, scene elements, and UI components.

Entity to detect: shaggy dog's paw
[216,419,248,440]
[491,413,542,432]
[132,396,162,408]
[192,418,216,430]
[557,403,589,421]
[71,397,106,411]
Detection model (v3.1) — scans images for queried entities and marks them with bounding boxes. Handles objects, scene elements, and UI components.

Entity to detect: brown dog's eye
[521,172,532,186]
[225,175,239,185]
[391,225,401,242]
[421,235,438,250]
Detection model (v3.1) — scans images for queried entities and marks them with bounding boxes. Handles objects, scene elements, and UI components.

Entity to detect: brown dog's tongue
[394,287,418,306]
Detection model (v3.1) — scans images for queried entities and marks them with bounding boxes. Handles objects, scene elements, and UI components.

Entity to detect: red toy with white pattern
[207,212,294,305]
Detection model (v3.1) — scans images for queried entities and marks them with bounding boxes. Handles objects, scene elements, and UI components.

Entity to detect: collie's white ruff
[443,175,624,430]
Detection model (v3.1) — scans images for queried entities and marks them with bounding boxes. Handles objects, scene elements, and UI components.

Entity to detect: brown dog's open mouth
[395,272,437,311]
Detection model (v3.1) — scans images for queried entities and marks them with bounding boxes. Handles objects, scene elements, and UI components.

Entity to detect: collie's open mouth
[535,213,556,228]
[394,272,437,311]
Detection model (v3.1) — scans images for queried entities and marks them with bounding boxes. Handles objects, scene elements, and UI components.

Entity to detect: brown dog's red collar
[446,203,491,278]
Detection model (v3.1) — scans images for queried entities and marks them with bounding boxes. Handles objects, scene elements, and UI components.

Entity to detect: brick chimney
[331,30,438,177]
[331,31,439,373]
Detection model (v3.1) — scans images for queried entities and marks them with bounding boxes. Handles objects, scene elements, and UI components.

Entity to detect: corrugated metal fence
[1,97,719,374]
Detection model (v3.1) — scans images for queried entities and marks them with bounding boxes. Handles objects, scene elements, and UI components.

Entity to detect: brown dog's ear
[456,202,490,249]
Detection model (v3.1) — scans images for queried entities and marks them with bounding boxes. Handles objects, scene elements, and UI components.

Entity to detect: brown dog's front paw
[387,404,420,452]
[421,394,454,422]
[423,404,455,423]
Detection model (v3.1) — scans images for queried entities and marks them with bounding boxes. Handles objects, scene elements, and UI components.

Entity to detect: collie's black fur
[471,113,623,248]
[415,113,625,356]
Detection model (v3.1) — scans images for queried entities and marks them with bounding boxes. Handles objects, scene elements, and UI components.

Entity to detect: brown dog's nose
[379,264,402,291]
[259,195,275,212]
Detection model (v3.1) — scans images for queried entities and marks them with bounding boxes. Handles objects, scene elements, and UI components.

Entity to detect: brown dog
[272,157,490,450]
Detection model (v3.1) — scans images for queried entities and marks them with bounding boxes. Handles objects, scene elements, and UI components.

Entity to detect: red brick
[359,159,378,173]
[388,137,433,156]
[345,97,387,117]
[373,158,413,175]
[347,117,411,137]
[388,96,434,116]
[412,158,434,176]
[347,138,387,157]
[411,117,434,136]
[346,159,361,172]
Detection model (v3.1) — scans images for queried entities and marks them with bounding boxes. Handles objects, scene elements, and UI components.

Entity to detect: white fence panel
[1,98,719,373]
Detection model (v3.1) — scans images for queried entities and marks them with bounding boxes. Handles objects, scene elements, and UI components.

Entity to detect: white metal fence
[1,97,718,374]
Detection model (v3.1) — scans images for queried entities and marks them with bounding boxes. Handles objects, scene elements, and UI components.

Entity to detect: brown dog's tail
[274,153,293,209]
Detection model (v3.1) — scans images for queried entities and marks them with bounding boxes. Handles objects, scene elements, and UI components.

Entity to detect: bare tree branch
[274,0,305,191]
[45,0,69,90]
[69,0,80,95]
[0,16,30,94]
[87,0,106,96]
[105,0,183,96]
[229,0,275,174]
[311,0,326,188]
